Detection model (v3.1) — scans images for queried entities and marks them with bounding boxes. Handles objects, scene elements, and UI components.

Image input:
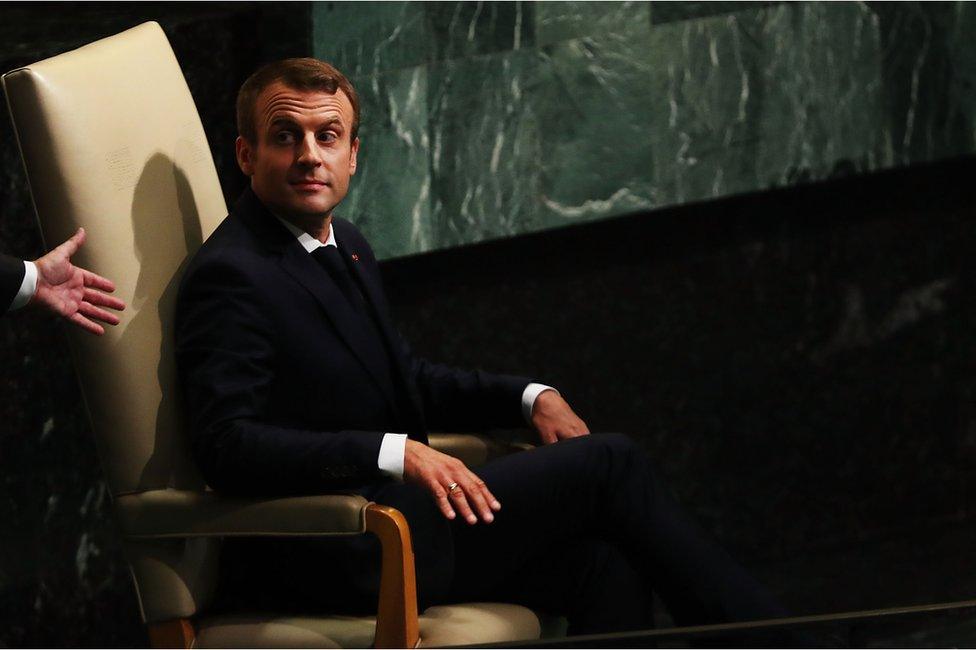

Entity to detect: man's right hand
[403,439,501,525]
[32,228,125,335]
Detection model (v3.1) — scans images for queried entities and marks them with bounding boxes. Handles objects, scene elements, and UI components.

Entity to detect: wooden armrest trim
[366,504,420,649]
[148,618,195,649]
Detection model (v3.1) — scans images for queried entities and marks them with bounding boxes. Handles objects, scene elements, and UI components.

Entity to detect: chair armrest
[125,490,421,648]
[115,489,369,539]
[428,432,534,467]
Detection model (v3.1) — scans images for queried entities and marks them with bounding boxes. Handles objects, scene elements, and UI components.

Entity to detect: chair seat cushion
[194,602,541,648]
[418,603,542,647]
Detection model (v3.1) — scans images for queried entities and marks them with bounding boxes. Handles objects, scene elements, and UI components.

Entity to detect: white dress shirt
[275,215,556,479]
[6,260,37,313]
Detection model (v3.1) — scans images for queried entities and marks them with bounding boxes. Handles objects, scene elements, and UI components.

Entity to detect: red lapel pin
[351,254,360,262]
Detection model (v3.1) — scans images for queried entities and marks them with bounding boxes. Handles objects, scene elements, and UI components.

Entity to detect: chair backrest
[3,21,228,622]
[3,21,226,495]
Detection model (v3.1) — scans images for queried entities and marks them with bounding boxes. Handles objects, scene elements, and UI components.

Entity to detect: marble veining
[812,277,954,363]
[313,1,975,260]
[339,65,433,259]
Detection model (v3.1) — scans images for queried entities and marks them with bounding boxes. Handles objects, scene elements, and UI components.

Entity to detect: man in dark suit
[176,58,792,637]
[2,227,124,334]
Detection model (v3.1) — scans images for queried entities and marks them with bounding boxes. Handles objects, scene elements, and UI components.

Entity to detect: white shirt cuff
[377,433,408,480]
[522,383,558,423]
[9,260,37,312]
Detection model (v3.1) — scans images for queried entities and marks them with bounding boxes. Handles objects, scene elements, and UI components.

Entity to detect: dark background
[0,3,974,647]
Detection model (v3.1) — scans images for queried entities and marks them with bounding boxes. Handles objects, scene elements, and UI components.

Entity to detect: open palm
[33,228,125,335]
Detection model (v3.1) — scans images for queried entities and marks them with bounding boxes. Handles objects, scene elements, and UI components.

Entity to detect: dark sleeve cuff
[0,254,26,312]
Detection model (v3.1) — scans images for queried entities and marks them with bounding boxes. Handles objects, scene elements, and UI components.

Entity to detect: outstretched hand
[403,439,501,525]
[531,389,590,445]
[32,228,126,336]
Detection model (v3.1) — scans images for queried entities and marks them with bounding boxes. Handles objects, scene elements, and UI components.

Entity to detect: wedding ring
[447,482,460,493]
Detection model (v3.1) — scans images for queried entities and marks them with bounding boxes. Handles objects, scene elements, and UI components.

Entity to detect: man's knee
[586,432,643,466]
[572,433,664,501]
[593,431,637,451]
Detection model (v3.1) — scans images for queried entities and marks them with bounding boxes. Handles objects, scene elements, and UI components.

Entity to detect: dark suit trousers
[371,433,789,636]
[214,434,790,640]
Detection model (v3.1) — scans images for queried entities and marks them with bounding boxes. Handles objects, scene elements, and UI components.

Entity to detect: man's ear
[349,137,360,176]
[236,136,255,176]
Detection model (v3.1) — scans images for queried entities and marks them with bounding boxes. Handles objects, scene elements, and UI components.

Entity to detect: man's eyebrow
[267,116,344,130]
[268,116,299,129]
[319,117,344,130]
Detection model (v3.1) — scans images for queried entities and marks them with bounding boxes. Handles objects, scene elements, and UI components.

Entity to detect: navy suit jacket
[175,187,531,498]
[1,253,26,312]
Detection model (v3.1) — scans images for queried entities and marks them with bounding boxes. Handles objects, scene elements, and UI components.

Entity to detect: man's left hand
[531,389,590,445]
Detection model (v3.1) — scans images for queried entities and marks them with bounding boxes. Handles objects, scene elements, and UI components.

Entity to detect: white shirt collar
[274,215,337,253]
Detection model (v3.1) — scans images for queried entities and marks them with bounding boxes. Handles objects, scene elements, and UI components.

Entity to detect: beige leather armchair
[3,22,541,648]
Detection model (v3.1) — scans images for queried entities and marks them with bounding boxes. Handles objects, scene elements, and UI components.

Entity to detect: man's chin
[292,192,342,215]
[277,200,337,221]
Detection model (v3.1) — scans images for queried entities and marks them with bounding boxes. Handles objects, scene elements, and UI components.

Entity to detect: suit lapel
[233,189,402,416]
[278,243,404,416]
[338,237,426,429]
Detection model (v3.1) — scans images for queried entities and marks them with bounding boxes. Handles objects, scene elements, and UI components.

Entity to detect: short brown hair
[236,58,360,144]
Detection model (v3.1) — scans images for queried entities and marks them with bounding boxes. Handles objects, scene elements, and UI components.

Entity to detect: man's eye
[274,131,296,144]
[318,131,338,143]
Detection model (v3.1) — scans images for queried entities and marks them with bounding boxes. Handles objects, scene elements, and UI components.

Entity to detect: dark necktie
[312,245,365,313]
[311,244,426,441]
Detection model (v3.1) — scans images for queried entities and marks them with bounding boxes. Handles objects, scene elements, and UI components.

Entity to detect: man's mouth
[290,179,328,191]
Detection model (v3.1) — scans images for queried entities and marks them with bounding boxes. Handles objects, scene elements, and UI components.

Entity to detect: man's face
[236,80,359,221]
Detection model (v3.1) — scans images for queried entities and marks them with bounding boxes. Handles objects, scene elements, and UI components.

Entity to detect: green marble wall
[312,1,976,260]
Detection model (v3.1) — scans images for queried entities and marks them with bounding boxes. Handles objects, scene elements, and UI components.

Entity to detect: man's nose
[296,133,322,167]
